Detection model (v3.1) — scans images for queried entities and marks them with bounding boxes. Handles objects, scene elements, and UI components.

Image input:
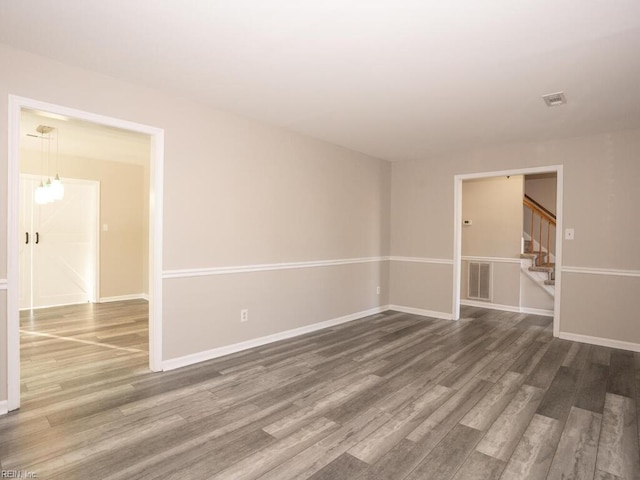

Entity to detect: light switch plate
[565,228,574,240]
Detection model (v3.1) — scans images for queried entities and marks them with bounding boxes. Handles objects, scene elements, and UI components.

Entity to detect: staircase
[521,195,556,297]
[521,241,555,296]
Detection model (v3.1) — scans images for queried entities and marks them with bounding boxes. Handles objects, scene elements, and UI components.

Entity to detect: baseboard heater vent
[468,262,492,301]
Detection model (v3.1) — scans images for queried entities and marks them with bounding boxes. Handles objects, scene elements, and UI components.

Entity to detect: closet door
[32,179,99,308]
[19,176,37,309]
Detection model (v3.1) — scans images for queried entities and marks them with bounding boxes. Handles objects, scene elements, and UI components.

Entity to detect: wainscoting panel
[389,259,453,316]
[560,272,640,348]
[162,260,390,362]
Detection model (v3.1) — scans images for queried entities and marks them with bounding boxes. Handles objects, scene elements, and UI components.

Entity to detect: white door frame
[19,174,100,309]
[7,95,165,411]
[452,165,563,337]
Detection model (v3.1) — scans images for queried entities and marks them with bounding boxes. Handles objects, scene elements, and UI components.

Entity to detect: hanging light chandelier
[34,125,64,205]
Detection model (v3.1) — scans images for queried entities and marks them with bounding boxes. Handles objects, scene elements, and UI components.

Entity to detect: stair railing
[523,194,556,267]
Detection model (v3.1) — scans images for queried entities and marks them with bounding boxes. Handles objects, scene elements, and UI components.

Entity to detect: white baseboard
[461,299,520,313]
[460,299,553,317]
[520,307,555,316]
[19,300,91,311]
[558,332,640,353]
[100,294,148,303]
[387,305,453,321]
[160,299,564,372]
[0,400,8,416]
[162,305,389,371]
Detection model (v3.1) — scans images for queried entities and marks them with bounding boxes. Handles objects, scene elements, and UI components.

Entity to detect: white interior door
[20,175,99,309]
[19,177,37,309]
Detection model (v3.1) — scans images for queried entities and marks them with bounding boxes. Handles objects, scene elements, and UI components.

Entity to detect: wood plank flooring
[1,302,639,479]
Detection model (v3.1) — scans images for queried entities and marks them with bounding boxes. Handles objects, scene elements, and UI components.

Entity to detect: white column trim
[7,94,20,411]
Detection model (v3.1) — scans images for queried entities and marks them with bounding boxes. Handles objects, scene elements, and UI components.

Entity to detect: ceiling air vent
[542,91,567,107]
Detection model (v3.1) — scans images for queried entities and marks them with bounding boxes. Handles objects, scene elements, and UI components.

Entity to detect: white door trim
[7,95,164,411]
[452,165,563,339]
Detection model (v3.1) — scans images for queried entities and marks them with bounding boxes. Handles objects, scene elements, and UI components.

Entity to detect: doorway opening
[453,165,563,337]
[7,96,164,411]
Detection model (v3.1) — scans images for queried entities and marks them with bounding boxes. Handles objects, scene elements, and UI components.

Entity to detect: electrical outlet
[240,309,248,322]
[376,286,381,295]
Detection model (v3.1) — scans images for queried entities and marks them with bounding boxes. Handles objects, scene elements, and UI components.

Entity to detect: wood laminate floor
[1,302,639,479]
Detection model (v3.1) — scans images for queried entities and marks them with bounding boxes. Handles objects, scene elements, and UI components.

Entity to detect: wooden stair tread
[522,254,555,269]
[529,266,554,272]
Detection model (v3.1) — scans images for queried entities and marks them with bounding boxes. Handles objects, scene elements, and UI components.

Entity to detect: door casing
[7,95,165,411]
[452,165,564,338]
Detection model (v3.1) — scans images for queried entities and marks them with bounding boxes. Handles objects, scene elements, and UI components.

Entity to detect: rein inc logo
[1,471,38,478]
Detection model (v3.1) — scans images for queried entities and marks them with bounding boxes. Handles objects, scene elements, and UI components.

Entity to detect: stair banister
[523,194,556,267]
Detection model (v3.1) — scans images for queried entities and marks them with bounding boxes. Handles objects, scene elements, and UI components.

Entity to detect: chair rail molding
[461,256,521,264]
[561,266,640,278]
[163,256,390,279]
[389,256,454,265]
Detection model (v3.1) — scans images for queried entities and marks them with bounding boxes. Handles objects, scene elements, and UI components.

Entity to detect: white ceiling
[3,0,640,162]
[21,109,150,166]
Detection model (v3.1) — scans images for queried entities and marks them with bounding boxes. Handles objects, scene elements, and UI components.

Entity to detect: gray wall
[0,44,391,402]
[525,174,557,215]
[2,41,640,404]
[460,176,523,308]
[390,127,640,345]
[462,176,523,259]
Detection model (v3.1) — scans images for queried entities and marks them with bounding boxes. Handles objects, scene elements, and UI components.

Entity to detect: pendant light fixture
[34,180,49,205]
[33,124,64,204]
[50,128,64,200]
